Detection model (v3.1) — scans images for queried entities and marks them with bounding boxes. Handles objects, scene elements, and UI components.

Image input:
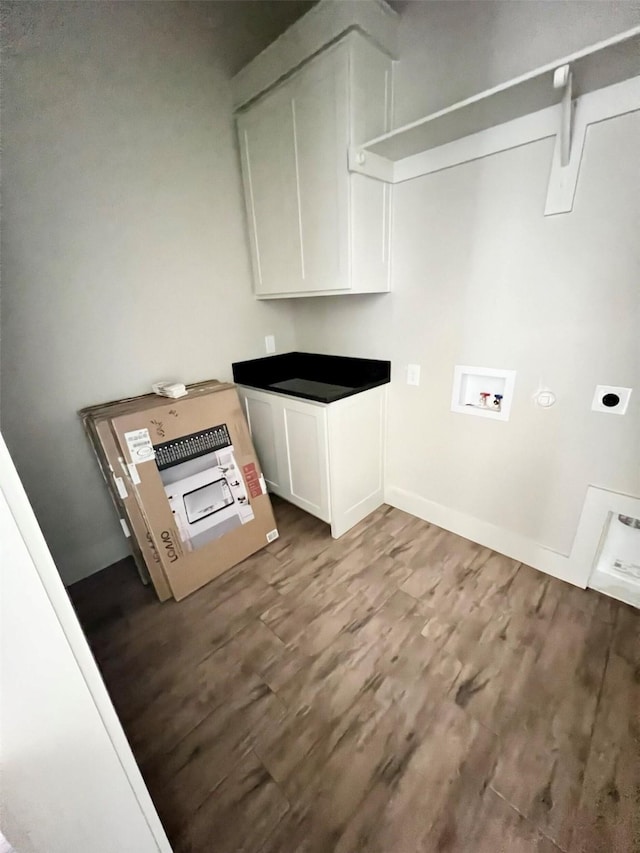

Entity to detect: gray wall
[0,2,297,583]
[292,0,640,556]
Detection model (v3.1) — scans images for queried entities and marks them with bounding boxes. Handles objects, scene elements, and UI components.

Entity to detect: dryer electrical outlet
[591,385,632,415]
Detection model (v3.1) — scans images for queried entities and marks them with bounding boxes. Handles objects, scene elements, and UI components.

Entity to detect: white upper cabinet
[237,85,303,295]
[236,32,393,299]
[292,45,350,295]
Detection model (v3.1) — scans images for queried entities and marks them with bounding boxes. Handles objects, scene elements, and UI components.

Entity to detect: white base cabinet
[238,385,387,538]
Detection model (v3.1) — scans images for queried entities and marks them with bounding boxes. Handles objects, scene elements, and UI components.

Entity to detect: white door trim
[0,433,171,852]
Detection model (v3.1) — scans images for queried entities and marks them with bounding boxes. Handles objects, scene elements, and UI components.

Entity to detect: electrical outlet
[265,335,276,354]
[591,385,632,415]
[407,364,421,386]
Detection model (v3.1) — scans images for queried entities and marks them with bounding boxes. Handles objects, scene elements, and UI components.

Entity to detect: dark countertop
[232,352,391,404]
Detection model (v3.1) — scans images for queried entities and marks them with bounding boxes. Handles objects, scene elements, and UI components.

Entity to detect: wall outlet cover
[406,364,421,386]
[265,335,276,354]
[534,389,556,408]
[591,385,632,415]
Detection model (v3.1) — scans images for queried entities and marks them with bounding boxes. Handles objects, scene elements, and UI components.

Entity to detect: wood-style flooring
[69,498,640,853]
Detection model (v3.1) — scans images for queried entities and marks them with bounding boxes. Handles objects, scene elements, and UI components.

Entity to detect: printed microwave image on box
[157,425,254,551]
[183,478,235,524]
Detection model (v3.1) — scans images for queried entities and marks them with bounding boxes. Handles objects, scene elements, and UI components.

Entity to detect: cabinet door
[239,388,287,493]
[281,397,330,522]
[328,386,386,538]
[290,45,350,293]
[240,388,330,523]
[349,34,393,294]
[237,85,303,296]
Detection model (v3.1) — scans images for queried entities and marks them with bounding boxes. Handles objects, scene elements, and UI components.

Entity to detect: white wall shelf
[348,26,640,214]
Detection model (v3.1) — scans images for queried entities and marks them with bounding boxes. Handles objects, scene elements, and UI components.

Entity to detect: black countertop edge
[232,352,391,404]
[236,377,390,405]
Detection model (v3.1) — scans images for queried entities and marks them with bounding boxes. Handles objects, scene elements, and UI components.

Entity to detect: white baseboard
[332,490,384,539]
[384,485,584,588]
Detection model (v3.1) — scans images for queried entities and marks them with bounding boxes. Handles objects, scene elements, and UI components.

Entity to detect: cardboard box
[81,381,229,598]
[84,415,171,600]
[83,413,153,585]
[80,379,226,419]
[109,384,278,600]
[82,382,278,601]
[80,381,227,600]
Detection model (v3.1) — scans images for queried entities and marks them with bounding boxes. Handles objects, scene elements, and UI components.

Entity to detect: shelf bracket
[554,64,573,166]
[545,74,640,215]
[348,146,394,183]
[545,63,581,216]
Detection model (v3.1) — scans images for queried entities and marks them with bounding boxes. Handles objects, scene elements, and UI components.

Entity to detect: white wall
[0,435,170,853]
[0,2,297,583]
[292,1,640,559]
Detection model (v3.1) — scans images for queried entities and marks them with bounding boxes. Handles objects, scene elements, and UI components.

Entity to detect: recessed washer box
[591,385,632,415]
[451,365,517,422]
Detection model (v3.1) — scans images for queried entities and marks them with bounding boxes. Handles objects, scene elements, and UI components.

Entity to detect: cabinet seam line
[241,129,263,286]
[291,99,306,280]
